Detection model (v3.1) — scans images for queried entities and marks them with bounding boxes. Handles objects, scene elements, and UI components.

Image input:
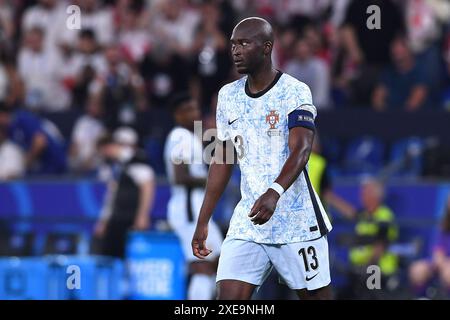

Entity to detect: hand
[133,215,150,231]
[248,188,280,225]
[192,222,212,259]
[94,220,107,238]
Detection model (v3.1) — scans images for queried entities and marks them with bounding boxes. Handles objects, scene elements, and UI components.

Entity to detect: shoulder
[166,127,193,145]
[280,73,312,94]
[168,127,191,139]
[218,77,246,98]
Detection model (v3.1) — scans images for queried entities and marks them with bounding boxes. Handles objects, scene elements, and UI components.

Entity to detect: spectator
[0,0,15,49]
[96,44,147,130]
[0,53,24,108]
[340,0,405,106]
[150,0,201,57]
[0,123,25,180]
[94,129,155,258]
[285,37,331,109]
[58,0,114,50]
[372,36,429,111]
[118,5,152,64]
[0,105,66,175]
[69,95,106,174]
[18,27,70,111]
[404,0,449,107]
[191,0,231,111]
[409,194,450,299]
[21,0,67,52]
[63,29,107,109]
[140,42,190,108]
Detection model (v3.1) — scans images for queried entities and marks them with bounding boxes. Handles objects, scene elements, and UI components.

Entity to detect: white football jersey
[216,71,332,244]
[164,127,207,226]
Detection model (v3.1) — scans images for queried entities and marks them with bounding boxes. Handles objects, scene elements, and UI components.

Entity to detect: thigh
[268,235,331,291]
[217,280,257,300]
[216,238,273,294]
[296,284,333,300]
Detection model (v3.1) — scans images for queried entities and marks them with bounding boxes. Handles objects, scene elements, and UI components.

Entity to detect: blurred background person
[372,36,429,111]
[0,104,66,175]
[340,0,405,107]
[94,127,155,258]
[285,37,331,109]
[164,93,223,300]
[96,44,147,131]
[18,26,70,111]
[62,29,107,110]
[69,94,106,174]
[21,0,67,52]
[409,194,450,299]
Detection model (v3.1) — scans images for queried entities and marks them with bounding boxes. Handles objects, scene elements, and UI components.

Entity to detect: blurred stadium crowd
[0,0,449,300]
[0,0,449,178]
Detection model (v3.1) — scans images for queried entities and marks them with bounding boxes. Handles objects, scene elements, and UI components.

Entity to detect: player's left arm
[249,126,314,225]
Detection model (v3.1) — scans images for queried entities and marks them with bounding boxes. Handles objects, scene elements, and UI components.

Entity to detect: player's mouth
[233,59,244,66]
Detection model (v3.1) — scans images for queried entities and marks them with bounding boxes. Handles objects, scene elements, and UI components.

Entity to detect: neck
[247,63,278,93]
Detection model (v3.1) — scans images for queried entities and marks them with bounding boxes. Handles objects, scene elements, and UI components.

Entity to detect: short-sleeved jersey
[216,71,332,244]
[164,126,208,226]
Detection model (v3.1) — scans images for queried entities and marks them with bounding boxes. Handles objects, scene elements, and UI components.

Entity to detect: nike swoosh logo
[305,273,319,281]
[228,118,239,125]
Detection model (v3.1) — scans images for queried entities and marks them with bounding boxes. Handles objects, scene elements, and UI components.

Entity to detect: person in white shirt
[164,93,223,300]
[69,96,106,173]
[18,27,70,111]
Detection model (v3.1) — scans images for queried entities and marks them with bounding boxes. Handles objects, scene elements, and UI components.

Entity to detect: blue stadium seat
[43,232,81,255]
[389,137,424,177]
[0,232,34,257]
[343,136,385,176]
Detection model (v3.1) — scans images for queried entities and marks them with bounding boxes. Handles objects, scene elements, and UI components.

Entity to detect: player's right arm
[192,140,235,259]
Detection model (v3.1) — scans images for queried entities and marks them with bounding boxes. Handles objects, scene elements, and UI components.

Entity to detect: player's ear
[263,41,273,56]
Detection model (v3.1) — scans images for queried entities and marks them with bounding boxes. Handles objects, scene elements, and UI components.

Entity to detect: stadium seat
[43,232,81,255]
[343,136,385,176]
[0,232,35,257]
[388,137,424,177]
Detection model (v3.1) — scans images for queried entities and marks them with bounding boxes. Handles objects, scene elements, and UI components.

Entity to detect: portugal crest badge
[266,110,279,129]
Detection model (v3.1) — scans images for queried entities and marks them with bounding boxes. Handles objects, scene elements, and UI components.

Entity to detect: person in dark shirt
[372,36,429,111]
[340,0,405,106]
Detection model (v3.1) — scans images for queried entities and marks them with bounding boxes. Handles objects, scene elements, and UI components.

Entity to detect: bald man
[192,17,333,300]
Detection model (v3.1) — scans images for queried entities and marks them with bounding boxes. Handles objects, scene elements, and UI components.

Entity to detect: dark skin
[192,17,332,300]
[172,99,217,275]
